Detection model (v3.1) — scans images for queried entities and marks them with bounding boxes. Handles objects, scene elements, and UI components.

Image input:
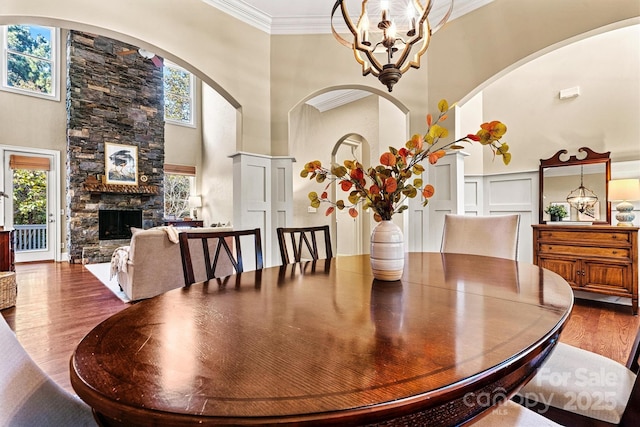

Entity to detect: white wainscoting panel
[483,171,538,263]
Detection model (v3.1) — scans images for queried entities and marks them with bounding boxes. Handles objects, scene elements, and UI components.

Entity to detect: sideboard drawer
[540,244,630,259]
[538,230,632,245]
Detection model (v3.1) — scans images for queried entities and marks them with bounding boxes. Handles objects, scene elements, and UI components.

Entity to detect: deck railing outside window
[13,224,47,251]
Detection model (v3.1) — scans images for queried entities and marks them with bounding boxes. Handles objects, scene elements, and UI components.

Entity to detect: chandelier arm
[333,1,383,76]
[395,1,433,73]
[331,0,356,49]
[431,0,455,34]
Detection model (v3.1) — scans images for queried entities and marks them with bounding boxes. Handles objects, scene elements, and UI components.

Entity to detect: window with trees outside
[164,165,196,219]
[163,61,195,126]
[1,24,59,100]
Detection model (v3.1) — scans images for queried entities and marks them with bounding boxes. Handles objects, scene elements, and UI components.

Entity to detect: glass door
[2,151,56,262]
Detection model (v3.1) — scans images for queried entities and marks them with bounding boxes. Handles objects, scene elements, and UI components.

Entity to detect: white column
[230,152,295,267]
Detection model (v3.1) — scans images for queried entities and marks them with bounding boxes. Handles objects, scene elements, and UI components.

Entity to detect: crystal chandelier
[566,166,598,215]
[331,0,454,92]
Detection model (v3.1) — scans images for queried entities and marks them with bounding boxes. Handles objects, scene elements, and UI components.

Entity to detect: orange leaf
[422,184,435,198]
[325,206,335,216]
[426,113,432,126]
[369,184,380,195]
[428,150,446,164]
[384,177,397,193]
[348,208,358,218]
[321,191,328,199]
[340,180,353,192]
[380,152,396,167]
[441,114,448,122]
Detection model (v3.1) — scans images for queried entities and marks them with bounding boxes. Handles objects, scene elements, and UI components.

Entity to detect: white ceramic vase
[369,220,404,281]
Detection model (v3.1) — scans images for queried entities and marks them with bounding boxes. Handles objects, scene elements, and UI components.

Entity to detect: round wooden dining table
[71,253,573,426]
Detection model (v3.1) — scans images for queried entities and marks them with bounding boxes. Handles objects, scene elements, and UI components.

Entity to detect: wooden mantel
[83,177,159,195]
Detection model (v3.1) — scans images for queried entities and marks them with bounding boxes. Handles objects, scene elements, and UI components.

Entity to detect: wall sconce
[609,179,640,227]
[188,195,202,220]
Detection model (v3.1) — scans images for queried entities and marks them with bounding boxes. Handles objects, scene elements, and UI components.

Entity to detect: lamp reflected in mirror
[609,179,640,227]
[566,165,598,218]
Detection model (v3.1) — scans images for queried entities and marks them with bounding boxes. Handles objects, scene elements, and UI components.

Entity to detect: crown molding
[306,90,372,113]
[201,0,272,34]
[202,0,495,35]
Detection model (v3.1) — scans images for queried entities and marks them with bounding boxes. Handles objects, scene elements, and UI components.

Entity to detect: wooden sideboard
[532,225,638,315]
[163,219,203,228]
[0,230,15,272]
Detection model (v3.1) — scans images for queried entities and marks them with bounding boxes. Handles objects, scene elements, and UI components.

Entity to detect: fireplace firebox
[99,210,142,240]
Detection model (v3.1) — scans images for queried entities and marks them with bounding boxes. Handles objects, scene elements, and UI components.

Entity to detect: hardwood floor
[1,261,640,395]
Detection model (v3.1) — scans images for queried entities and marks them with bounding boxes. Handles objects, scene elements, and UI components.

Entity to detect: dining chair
[516,326,640,426]
[472,400,561,426]
[276,225,333,265]
[179,228,263,286]
[0,315,97,426]
[440,214,520,260]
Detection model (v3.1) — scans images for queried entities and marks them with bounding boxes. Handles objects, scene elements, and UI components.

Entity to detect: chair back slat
[277,226,333,265]
[626,326,640,373]
[179,228,263,286]
[615,326,640,427]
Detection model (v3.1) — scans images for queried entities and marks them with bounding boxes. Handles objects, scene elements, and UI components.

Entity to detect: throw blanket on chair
[110,246,130,280]
[157,225,180,243]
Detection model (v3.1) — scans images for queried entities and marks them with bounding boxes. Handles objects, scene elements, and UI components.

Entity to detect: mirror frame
[539,147,611,225]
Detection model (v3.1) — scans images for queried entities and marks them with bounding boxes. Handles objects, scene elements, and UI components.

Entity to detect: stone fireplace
[66,31,165,264]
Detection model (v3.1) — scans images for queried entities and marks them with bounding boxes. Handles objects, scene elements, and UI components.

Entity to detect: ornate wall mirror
[539,147,611,224]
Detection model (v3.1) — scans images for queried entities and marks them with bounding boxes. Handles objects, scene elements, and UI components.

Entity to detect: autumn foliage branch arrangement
[301,100,510,222]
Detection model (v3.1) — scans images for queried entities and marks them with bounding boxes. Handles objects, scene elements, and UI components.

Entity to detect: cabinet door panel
[583,261,632,295]
[538,257,579,287]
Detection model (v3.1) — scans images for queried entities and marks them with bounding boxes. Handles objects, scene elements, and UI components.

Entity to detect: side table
[0,271,17,310]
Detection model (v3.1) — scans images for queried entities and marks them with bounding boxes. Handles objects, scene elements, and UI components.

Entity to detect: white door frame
[0,145,62,262]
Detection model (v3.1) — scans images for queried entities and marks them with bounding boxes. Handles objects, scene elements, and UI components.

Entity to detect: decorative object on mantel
[544,203,568,222]
[105,142,138,185]
[301,99,510,281]
[83,176,158,195]
[609,179,640,227]
[331,0,453,92]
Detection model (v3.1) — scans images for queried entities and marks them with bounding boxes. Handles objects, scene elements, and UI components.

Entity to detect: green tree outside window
[164,174,192,218]
[5,25,53,95]
[163,63,193,124]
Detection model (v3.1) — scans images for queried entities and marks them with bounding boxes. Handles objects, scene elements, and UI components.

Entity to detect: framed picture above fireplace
[105,143,138,185]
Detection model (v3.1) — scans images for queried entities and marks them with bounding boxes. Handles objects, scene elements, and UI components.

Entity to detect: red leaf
[325,206,335,216]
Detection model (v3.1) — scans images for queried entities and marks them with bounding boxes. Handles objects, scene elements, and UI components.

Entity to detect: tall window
[163,61,195,126]
[1,24,59,100]
[164,164,196,218]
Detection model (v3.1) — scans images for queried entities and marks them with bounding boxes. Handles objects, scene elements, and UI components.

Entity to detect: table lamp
[188,195,202,220]
[608,179,640,227]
